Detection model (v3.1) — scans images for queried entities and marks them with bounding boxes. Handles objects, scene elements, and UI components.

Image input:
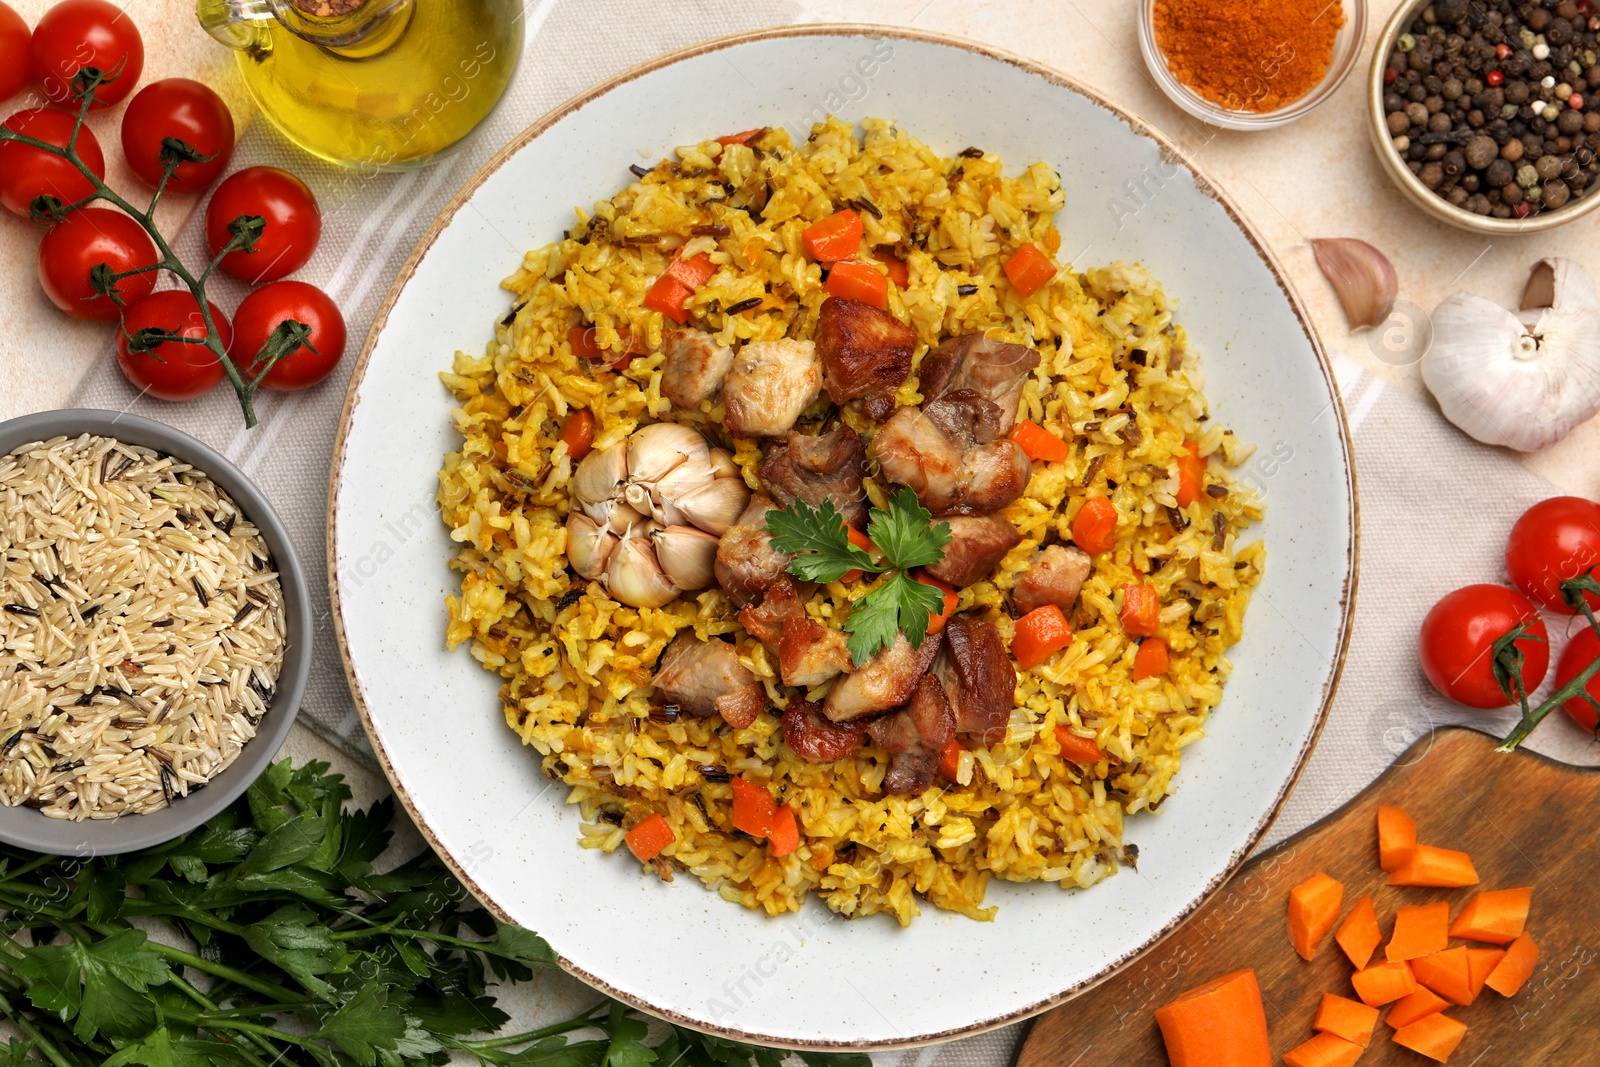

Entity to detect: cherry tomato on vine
[29,0,143,110]
[0,3,31,104]
[1418,584,1549,709]
[37,207,158,320]
[115,290,230,401]
[119,78,235,191]
[0,107,106,217]
[231,280,346,390]
[1505,495,1600,615]
[204,166,320,283]
[1554,626,1600,733]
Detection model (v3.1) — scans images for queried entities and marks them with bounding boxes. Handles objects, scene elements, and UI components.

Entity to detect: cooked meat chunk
[737,576,805,650]
[924,515,1022,588]
[723,338,821,438]
[778,617,853,688]
[823,632,942,723]
[933,615,1016,741]
[871,393,1032,516]
[814,296,917,421]
[660,329,735,410]
[757,426,869,529]
[917,333,1040,433]
[1013,544,1093,616]
[866,674,955,795]
[652,632,765,729]
[781,698,864,763]
[714,495,794,607]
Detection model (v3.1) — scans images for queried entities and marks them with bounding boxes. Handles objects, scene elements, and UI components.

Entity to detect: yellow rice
[436,117,1264,925]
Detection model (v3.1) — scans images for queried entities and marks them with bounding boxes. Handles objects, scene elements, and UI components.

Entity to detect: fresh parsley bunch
[0,760,869,1067]
[766,487,952,665]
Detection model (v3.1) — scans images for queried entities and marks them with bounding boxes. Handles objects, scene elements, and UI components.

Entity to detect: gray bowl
[0,409,311,856]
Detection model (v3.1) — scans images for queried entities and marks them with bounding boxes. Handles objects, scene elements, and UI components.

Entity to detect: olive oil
[198,0,522,171]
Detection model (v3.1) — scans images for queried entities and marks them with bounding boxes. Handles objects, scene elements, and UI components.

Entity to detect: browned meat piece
[1013,544,1093,616]
[660,329,735,410]
[714,495,794,606]
[924,515,1022,588]
[781,698,865,763]
[723,339,821,438]
[757,426,869,529]
[933,615,1016,741]
[778,617,853,688]
[652,632,766,729]
[814,296,917,421]
[737,575,804,650]
[865,674,956,795]
[917,333,1040,433]
[871,393,1032,516]
[823,632,942,723]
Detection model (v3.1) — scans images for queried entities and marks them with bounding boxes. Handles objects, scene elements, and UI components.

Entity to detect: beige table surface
[2,0,1598,1062]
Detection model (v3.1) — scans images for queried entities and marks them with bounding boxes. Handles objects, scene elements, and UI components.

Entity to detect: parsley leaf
[867,487,950,571]
[765,498,878,583]
[14,929,170,1041]
[844,571,946,665]
[313,983,408,1064]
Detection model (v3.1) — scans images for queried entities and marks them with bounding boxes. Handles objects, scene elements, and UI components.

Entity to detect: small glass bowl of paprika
[1138,0,1368,130]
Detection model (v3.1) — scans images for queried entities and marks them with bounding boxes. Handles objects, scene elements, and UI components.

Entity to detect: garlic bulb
[1421,258,1600,453]
[567,421,749,607]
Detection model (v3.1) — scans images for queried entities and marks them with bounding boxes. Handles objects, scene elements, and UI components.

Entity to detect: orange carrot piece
[1386,986,1450,1029]
[1335,895,1384,971]
[839,524,875,584]
[1011,419,1069,464]
[1465,947,1506,1002]
[1288,872,1345,961]
[1377,805,1417,871]
[1174,442,1206,508]
[935,737,964,781]
[802,209,863,263]
[1387,844,1479,887]
[1284,1032,1363,1067]
[766,804,800,857]
[1153,969,1271,1067]
[913,570,959,635]
[1312,992,1380,1048]
[715,128,763,146]
[624,813,675,862]
[1392,1013,1468,1063]
[872,249,909,288]
[1071,496,1119,554]
[1002,242,1057,297]
[1054,725,1105,764]
[1132,637,1170,682]
[823,259,889,308]
[1448,886,1532,944]
[1119,582,1161,637]
[1483,933,1539,997]
[557,409,595,461]
[1351,959,1417,1006]
[729,776,776,838]
[1411,947,1473,1005]
[1014,605,1074,669]
[1387,901,1451,962]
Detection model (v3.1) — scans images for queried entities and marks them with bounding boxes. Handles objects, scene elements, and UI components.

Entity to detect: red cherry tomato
[119,78,235,192]
[37,207,158,320]
[1554,626,1600,733]
[29,0,143,110]
[0,107,106,217]
[204,166,320,283]
[1418,584,1549,709]
[1506,495,1600,615]
[115,290,230,401]
[0,4,31,104]
[231,280,347,390]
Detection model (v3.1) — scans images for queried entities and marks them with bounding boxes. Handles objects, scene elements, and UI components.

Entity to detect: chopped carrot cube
[1483,933,1539,997]
[1392,1012,1468,1063]
[935,737,964,782]
[766,804,800,857]
[1465,947,1506,1002]
[822,259,889,308]
[1288,872,1344,961]
[1119,582,1161,637]
[1014,605,1074,670]
[1448,886,1532,944]
[1351,959,1417,1006]
[1153,969,1271,1067]
[1386,844,1479,887]
[1335,895,1384,971]
[1387,901,1451,962]
[623,813,675,862]
[1054,725,1105,764]
[1312,992,1379,1048]
[729,776,777,837]
[1011,419,1069,463]
[1132,637,1170,682]
[1001,242,1057,297]
[1284,1031,1363,1067]
[1174,442,1206,508]
[801,209,863,262]
[1377,805,1417,871]
[1386,986,1450,1029]
[1411,946,1473,1005]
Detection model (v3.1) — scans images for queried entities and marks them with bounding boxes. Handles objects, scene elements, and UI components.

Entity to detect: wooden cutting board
[1016,727,1600,1066]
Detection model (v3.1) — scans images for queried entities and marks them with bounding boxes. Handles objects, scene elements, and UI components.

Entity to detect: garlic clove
[604,500,648,535]
[1311,238,1398,331]
[626,422,708,484]
[573,442,627,508]
[673,476,751,536]
[603,523,680,608]
[652,525,720,590]
[565,512,617,580]
[708,447,740,481]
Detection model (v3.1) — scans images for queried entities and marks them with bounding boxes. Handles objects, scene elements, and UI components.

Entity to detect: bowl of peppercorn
[1371,0,1600,232]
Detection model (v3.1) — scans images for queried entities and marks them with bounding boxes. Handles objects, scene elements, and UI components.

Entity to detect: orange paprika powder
[1151,0,1344,112]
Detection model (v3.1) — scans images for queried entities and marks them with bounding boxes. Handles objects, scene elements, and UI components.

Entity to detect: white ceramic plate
[329,26,1356,1050]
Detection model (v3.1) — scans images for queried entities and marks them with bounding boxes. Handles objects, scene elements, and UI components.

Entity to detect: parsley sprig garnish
[767,488,952,665]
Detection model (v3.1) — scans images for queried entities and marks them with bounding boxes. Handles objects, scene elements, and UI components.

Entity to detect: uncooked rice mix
[438,118,1264,924]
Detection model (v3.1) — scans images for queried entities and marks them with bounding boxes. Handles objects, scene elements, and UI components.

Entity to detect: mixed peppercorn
[1383,0,1600,219]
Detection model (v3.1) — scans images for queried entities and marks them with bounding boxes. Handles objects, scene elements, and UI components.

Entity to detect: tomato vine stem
[1497,574,1600,752]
